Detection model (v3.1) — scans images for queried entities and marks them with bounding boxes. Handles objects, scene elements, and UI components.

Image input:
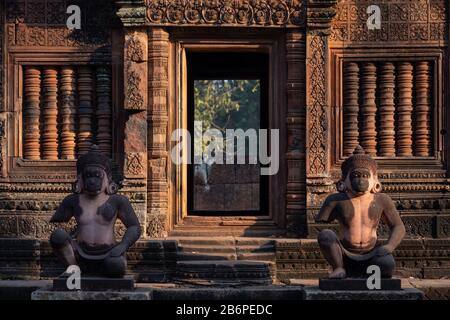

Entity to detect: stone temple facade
[0,0,449,282]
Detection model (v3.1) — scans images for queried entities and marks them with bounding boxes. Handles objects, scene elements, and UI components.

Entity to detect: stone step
[235,238,276,246]
[172,236,235,246]
[170,228,285,237]
[177,252,237,261]
[236,244,275,253]
[175,260,273,285]
[179,245,236,254]
[237,253,276,261]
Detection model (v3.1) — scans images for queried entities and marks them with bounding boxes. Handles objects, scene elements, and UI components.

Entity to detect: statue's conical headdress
[341,145,377,178]
[76,144,112,177]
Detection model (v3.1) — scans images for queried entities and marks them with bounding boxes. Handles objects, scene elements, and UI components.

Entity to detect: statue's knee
[373,254,395,278]
[50,229,70,248]
[318,229,338,246]
[103,256,126,278]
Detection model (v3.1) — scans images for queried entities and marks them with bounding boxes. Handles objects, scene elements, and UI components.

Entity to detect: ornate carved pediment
[145,0,307,27]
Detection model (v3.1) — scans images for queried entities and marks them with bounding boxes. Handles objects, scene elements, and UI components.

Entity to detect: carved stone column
[147,28,169,238]
[41,67,59,160]
[77,66,94,156]
[286,31,307,236]
[23,67,41,160]
[343,62,359,157]
[359,62,377,156]
[305,0,337,228]
[378,62,396,157]
[59,66,77,160]
[414,61,432,157]
[396,62,414,157]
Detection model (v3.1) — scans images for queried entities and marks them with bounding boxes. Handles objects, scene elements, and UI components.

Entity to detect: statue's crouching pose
[316,146,405,279]
[49,145,141,278]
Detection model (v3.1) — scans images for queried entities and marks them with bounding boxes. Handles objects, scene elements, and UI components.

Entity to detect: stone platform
[31,288,151,300]
[303,287,424,300]
[319,278,401,291]
[53,275,135,291]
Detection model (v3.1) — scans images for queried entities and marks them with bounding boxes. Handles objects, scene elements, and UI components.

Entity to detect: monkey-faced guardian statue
[49,145,141,278]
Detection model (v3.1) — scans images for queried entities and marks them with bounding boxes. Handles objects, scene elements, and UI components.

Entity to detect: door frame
[168,28,287,231]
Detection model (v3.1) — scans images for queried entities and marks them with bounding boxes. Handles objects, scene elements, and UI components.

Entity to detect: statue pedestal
[31,288,151,300]
[31,275,150,300]
[302,287,423,300]
[319,278,401,291]
[53,275,135,291]
[303,279,423,300]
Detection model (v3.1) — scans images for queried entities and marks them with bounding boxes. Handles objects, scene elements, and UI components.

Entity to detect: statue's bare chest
[73,195,118,225]
[336,195,383,225]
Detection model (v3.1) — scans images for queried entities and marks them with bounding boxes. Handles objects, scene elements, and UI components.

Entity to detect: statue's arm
[381,194,406,252]
[315,195,337,223]
[50,195,74,223]
[117,196,142,249]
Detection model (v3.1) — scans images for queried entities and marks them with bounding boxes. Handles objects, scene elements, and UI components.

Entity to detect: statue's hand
[376,245,393,257]
[109,243,127,257]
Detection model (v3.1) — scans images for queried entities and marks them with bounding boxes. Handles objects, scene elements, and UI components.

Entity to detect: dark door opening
[187,51,269,216]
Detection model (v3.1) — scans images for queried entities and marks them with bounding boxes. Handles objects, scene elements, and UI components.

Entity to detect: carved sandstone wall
[0,0,125,239]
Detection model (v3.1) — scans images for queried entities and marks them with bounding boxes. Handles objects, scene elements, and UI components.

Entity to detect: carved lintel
[115,0,147,26]
[145,0,307,27]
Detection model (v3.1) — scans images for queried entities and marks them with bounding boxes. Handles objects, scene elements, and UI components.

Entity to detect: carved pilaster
[414,61,432,157]
[148,27,169,238]
[23,67,41,160]
[359,62,377,156]
[378,62,396,157]
[96,67,112,156]
[342,62,359,157]
[396,62,414,157]
[59,66,76,160]
[305,0,337,228]
[41,67,59,160]
[286,31,307,236]
[122,28,148,237]
[77,66,94,156]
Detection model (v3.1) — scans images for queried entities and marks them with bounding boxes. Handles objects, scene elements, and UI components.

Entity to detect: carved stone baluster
[96,67,112,156]
[59,66,76,160]
[23,67,41,160]
[77,66,94,156]
[414,61,432,157]
[378,62,396,157]
[396,62,414,157]
[343,62,359,157]
[41,67,59,160]
[359,62,377,156]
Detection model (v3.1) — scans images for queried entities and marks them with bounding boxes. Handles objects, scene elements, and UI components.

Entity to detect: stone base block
[53,275,135,291]
[303,287,424,300]
[319,278,401,291]
[31,288,151,300]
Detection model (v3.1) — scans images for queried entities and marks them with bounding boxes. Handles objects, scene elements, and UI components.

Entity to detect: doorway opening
[187,51,269,216]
